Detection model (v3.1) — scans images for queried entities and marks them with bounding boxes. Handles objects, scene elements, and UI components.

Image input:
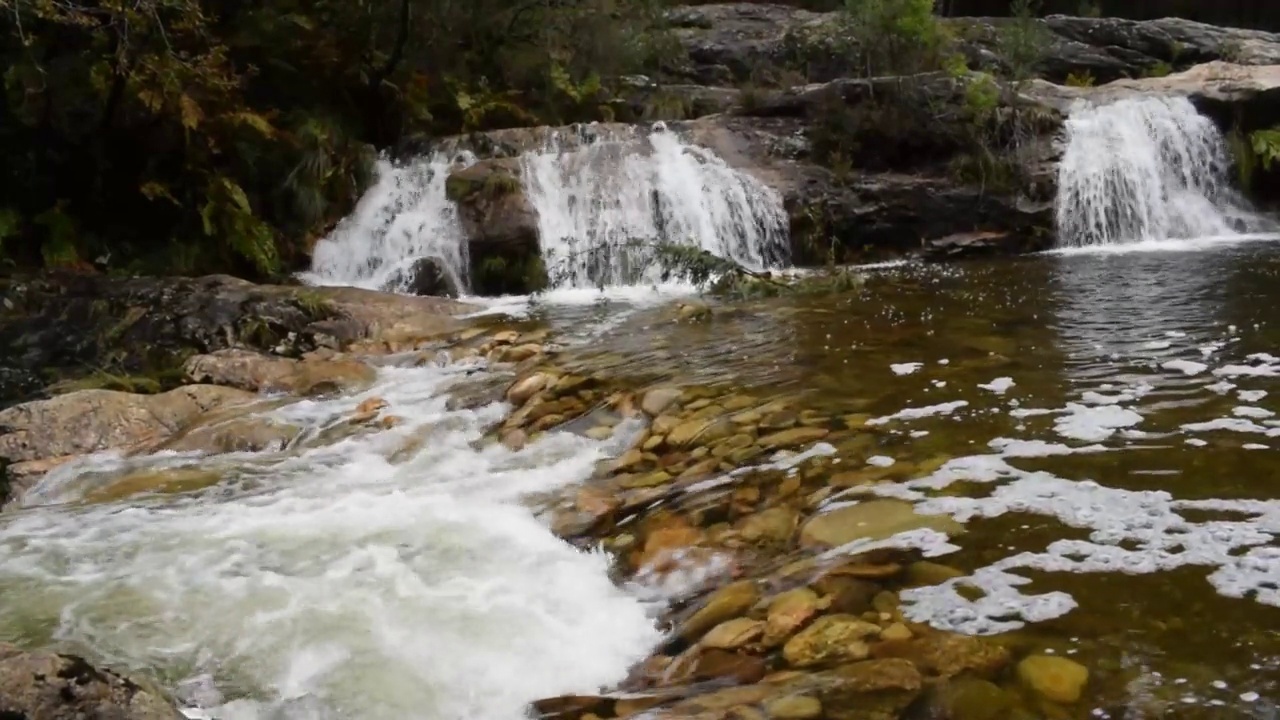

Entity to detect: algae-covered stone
[765,695,822,719]
[799,499,963,548]
[702,618,766,650]
[759,427,829,450]
[641,387,683,416]
[934,677,1014,720]
[782,614,880,668]
[906,561,966,587]
[764,587,825,645]
[878,633,1011,679]
[810,658,924,720]
[738,507,799,544]
[678,581,761,643]
[1017,655,1089,704]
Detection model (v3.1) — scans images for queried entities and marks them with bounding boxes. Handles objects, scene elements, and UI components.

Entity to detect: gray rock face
[0,643,185,720]
[663,3,1280,86]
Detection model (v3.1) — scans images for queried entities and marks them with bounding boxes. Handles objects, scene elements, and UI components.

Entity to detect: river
[2,236,1280,718]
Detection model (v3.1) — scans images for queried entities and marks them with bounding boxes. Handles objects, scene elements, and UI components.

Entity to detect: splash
[1055,96,1267,247]
[521,123,789,289]
[0,363,660,720]
[303,153,474,293]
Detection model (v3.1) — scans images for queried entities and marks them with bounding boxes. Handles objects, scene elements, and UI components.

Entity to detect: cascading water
[0,361,661,720]
[303,153,474,293]
[1055,95,1267,247]
[523,124,789,289]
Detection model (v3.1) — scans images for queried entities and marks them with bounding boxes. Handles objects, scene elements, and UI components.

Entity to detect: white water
[1055,96,1268,247]
[523,124,789,289]
[304,154,474,293]
[0,361,660,720]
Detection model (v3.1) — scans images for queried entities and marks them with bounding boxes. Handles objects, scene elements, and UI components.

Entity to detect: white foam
[891,362,924,376]
[978,377,1016,394]
[1239,390,1269,403]
[0,365,660,720]
[1054,403,1143,442]
[867,455,896,468]
[866,401,969,426]
[1233,406,1276,419]
[1162,359,1208,376]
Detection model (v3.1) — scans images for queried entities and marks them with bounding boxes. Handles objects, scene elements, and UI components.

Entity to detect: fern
[1250,128,1280,171]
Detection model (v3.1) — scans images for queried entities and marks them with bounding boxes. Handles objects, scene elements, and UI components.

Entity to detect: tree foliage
[0,0,674,278]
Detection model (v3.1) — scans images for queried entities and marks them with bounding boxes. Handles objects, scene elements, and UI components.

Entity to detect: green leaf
[179,94,204,130]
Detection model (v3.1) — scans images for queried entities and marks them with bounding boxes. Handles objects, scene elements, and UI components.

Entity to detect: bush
[0,0,677,279]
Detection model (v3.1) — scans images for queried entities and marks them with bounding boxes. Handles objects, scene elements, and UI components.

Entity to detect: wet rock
[763,695,822,720]
[446,160,546,295]
[764,587,826,645]
[0,385,255,499]
[808,659,923,720]
[507,373,550,405]
[678,581,761,643]
[84,467,224,504]
[184,348,376,395]
[798,499,963,549]
[930,677,1015,720]
[642,387,683,417]
[758,427,828,450]
[1017,655,1089,704]
[691,649,768,684]
[159,415,302,454]
[879,623,913,642]
[701,618,766,650]
[737,507,799,544]
[781,614,880,668]
[875,632,1011,679]
[0,642,184,719]
[382,256,460,298]
[0,274,468,406]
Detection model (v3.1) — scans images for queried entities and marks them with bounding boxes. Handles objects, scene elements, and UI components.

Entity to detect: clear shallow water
[5,241,1280,718]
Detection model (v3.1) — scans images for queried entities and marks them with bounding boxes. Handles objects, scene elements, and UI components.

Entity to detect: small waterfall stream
[302,124,788,294]
[522,124,789,289]
[1055,96,1267,247]
[304,154,474,293]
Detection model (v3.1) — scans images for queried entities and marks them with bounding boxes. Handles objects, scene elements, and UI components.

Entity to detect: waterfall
[303,153,474,293]
[522,124,790,289]
[302,124,789,295]
[1055,96,1265,247]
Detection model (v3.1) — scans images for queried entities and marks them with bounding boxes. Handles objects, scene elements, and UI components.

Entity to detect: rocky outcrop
[445,159,548,295]
[183,348,377,396]
[0,643,184,719]
[0,274,469,408]
[663,3,1280,86]
[0,385,256,504]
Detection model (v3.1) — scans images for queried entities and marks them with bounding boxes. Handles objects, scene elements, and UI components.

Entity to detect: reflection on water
[544,241,1280,718]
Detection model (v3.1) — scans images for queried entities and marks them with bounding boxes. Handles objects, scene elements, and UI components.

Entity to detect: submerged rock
[184,348,376,395]
[798,499,964,548]
[1017,654,1090,704]
[0,642,184,719]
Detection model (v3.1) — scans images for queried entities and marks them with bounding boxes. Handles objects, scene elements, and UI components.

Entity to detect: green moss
[291,290,337,321]
[48,370,164,395]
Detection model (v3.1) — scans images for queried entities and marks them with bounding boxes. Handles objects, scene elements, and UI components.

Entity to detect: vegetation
[0,0,676,279]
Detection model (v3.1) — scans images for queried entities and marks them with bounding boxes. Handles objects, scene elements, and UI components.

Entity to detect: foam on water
[1055,96,1270,248]
[521,124,789,289]
[0,364,660,720]
[303,154,474,293]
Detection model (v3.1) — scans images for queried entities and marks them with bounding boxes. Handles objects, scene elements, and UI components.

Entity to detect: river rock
[701,618,765,650]
[806,658,924,720]
[0,274,468,407]
[0,642,184,719]
[764,695,823,720]
[798,499,964,548]
[764,587,826,645]
[381,256,461,298]
[0,385,255,502]
[677,580,761,643]
[184,348,376,395]
[1017,654,1090,703]
[445,159,546,295]
[641,387,683,417]
[781,614,880,668]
